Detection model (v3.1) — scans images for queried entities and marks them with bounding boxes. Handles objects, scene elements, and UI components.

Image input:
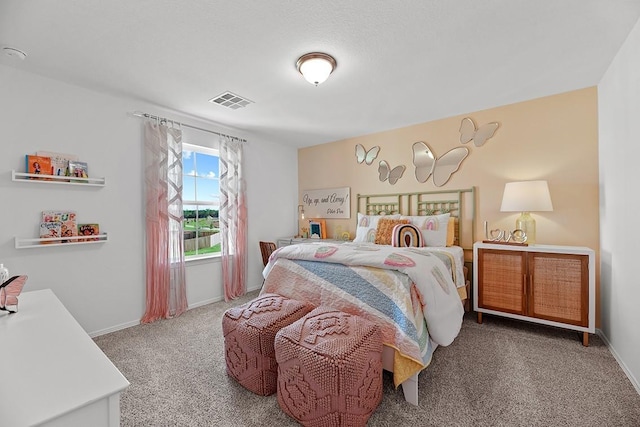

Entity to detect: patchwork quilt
[261,242,464,386]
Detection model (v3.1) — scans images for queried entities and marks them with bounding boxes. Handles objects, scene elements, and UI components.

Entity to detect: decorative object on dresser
[500,180,553,245]
[0,275,28,314]
[473,242,595,346]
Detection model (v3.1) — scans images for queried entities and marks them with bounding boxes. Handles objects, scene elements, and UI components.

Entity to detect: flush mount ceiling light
[2,47,27,60]
[296,52,337,86]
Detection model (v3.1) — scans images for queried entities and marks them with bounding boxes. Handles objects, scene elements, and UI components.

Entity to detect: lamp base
[516,212,536,245]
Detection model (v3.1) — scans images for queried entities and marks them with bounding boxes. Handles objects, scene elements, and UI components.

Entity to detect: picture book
[25,155,52,180]
[39,222,62,244]
[42,211,77,242]
[35,151,78,178]
[68,161,89,182]
[78,224,100,242]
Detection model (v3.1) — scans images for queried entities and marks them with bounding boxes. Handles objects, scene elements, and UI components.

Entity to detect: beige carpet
[94,291,640,426]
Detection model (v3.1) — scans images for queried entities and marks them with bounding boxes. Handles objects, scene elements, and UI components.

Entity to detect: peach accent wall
[298,87,600,320]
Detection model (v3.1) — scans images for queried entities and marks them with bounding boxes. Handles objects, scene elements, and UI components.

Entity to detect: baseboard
[90,286,263,338]
[89,319,141,338]
[596,328,640,395]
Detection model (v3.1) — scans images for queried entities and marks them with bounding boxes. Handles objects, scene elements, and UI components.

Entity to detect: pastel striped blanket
[261,242,465,385]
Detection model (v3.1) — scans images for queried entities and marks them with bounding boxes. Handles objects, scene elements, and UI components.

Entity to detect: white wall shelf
[15,233,109,249]
[11,170,105,186]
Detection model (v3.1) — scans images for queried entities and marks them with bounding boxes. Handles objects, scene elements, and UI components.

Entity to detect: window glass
[182,144,220,258]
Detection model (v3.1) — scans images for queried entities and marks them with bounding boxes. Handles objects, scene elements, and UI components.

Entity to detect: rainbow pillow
[391,223,424,247]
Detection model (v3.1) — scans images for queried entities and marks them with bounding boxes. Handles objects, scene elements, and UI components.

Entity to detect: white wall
[0,64,298,336]
[598,18,640,391]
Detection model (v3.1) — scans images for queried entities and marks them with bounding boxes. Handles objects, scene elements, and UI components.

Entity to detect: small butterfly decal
[459,117,499,147]
[412,141,468,187]
[378,160,405,185]
[355,144,380,165]
[0,275,28,314]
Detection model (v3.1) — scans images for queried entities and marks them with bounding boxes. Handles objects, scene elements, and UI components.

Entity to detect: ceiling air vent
[208,91,253,110]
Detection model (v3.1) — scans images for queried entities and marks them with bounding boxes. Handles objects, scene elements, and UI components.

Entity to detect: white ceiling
[1,1,639,148]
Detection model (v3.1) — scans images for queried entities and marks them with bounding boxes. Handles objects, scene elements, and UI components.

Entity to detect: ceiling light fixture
[2,47,27,60]
[296,52,337,86]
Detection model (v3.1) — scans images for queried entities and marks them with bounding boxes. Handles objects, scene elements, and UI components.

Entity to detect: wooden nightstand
[473,242,595,346]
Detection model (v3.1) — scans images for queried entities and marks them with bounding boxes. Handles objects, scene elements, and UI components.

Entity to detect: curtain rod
[131,111,246,142]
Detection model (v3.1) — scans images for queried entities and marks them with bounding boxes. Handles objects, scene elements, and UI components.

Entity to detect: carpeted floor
[94,291,640,426]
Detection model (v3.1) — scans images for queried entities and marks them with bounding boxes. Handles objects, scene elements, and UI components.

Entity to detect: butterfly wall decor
[412,141,469,187]
[0,275,28,314]
[459,117,499,147]
[355,144,380,165]
[378,160,405,185]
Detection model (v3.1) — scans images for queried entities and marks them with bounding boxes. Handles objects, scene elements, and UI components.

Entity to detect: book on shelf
[78,224,100,242]
[39,222,62,244]
[25,155,52,180]
[42,211,77,243]
[68,161,89,182]
[35,151,78,179]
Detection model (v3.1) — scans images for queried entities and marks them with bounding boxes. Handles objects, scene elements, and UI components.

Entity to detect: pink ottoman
[274,306,383,427]
[222,293,313,396]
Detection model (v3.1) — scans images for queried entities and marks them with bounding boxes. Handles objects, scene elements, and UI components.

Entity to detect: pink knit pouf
[274,306,383,427]
[222,293,313,396]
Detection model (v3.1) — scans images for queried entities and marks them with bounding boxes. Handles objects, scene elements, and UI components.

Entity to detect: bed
[261,188,476,405]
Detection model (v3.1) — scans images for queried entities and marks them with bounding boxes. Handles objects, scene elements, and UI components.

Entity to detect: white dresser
[0,289,129,426]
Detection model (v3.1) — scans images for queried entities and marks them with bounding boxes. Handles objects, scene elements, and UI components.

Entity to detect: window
[182,143,220,258]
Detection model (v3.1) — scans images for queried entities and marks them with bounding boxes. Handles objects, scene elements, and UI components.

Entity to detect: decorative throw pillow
[391,223,424,247]
[354,213,400,243]
[375,218,410,245]
[402,213,451,247]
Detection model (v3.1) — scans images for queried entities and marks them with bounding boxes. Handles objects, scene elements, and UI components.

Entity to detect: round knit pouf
[274,306,383,426]
[222,293,313,396]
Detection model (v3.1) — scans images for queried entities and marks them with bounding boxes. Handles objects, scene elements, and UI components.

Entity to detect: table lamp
[500,180,553,245]
[297,205,305,237]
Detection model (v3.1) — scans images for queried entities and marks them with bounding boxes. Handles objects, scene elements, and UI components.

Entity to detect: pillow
[447,217,456,247]
[354,213,400,243]
[375,218,410,245]
[402,213,451,247]
[391,223,424,247]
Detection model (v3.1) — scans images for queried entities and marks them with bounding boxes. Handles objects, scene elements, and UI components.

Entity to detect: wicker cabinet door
[478,249,526,315]
[528,252,589,327]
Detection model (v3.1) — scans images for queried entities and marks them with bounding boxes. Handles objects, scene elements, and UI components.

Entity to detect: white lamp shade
[297,53,336,85]
[500,180,553,212]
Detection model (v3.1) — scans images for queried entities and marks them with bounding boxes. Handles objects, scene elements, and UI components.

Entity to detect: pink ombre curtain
[219,135,247,301]
[141,120,188,323]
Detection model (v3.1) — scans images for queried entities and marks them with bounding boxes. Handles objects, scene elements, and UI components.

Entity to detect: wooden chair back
[259,241,277,266]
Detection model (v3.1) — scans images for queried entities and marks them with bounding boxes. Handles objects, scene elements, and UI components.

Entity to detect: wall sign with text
[301,187,350,219]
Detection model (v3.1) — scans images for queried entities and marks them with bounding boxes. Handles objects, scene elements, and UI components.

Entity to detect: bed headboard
[356,187,476,250]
